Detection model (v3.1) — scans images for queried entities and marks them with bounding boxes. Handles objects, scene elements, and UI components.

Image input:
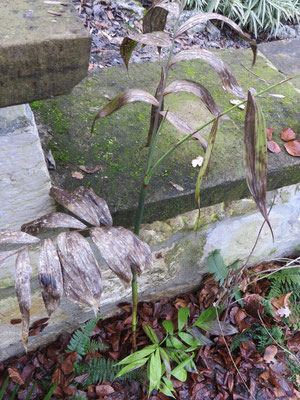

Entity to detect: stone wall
[1,182,299,361]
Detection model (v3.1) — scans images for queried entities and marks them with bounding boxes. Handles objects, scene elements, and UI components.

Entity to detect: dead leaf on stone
[281,127,296,141]
[72,171,84,180]
[74,186,113,226]
[39,239,63,316]
[14,248,32,350]
[269,94,285,99]
[50,186,100,226]
[267,141,281,153]
[266,127,273,141]
[78,165,102,174]
[191,156,204,168]
[284,139,300,156]
[57,232,103,315]
[21,212,86,235]
[264,345,277,363]
[90,227,152,283]
[230,99,245,109]
[170,181,184,191]
[0,230,40,245]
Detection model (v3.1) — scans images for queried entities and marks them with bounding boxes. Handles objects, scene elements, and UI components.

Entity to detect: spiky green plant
[185,0,300,36]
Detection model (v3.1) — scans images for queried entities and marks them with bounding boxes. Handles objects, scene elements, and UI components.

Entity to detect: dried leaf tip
[14,248,32,350]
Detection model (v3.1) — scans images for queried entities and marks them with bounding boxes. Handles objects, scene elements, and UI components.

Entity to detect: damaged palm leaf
[21,212,86,235]
[39,239,63,316]
[176,13,257,67]
[91,89,159,133]
[14,247,32,350]
[120,32,171,69]
[90,227,152,284]
[160,111,207,151]
[244,91,273,238]
[74,187,113,226]
[164,79,222,117]
[57,232,103,315]
[143,4,168,34]
[120,38,138,70]
[50,186,100,227]
[195,116,220,213]
[146,68,166,147]
[170,49,245,98]
[0,230,40,245]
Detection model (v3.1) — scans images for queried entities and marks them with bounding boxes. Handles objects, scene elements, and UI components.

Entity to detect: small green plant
[116,306,236,397]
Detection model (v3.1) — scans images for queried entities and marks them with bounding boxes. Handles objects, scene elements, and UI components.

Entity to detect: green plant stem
[146,72,300,182]
[130,4,184,351]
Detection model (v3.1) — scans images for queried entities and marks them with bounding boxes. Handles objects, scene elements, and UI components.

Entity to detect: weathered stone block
[1,183,299,361]
[0,0,90,107]
[0,104,56,289]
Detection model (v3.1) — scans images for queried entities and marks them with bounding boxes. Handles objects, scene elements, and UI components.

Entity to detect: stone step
[0,0,90,108]
[33,48,300,227]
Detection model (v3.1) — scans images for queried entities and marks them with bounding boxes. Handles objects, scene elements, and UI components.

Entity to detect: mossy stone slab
[0,0,90,107]
[32,49,300,227]
[259,38,300,90]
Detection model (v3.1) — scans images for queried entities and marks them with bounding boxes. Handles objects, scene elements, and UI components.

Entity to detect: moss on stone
[31,49,300,227]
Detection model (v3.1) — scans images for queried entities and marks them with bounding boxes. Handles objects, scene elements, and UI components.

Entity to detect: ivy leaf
[162,320,174,335]
[143,324,159,344]
[149,349,162,395]
[115,358,149,379]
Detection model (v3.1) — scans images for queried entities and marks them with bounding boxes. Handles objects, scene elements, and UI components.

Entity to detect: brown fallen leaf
[61,351,77,375]
[78,165,102,174]
[170,181,184,191]
[266,127,273,141]
[8,367,25,385]
[72,171,84,180]
[284,140,300,156]
[281,127,296,141]
[264,345,277,363]
[267,141,281,153]
[95,385,115,396]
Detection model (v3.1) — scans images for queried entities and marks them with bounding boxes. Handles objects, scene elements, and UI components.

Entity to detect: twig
[215,306,256,400]
[241,64,269,85]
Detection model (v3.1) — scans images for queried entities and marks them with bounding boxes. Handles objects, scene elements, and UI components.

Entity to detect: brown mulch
[1,264,299,399]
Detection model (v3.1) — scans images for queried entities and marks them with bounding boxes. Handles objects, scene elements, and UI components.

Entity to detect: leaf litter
[2,261,299,399]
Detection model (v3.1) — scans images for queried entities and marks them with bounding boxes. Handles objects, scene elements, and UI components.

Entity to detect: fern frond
[67,316,101,359]
[74,357,144,387]
[269,267,300,285]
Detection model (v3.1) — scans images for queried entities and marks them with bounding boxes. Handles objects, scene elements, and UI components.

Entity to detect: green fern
[230,323,284,353]
[267,267,300,329]
[67,316,105,359]
[74,356,144,387]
